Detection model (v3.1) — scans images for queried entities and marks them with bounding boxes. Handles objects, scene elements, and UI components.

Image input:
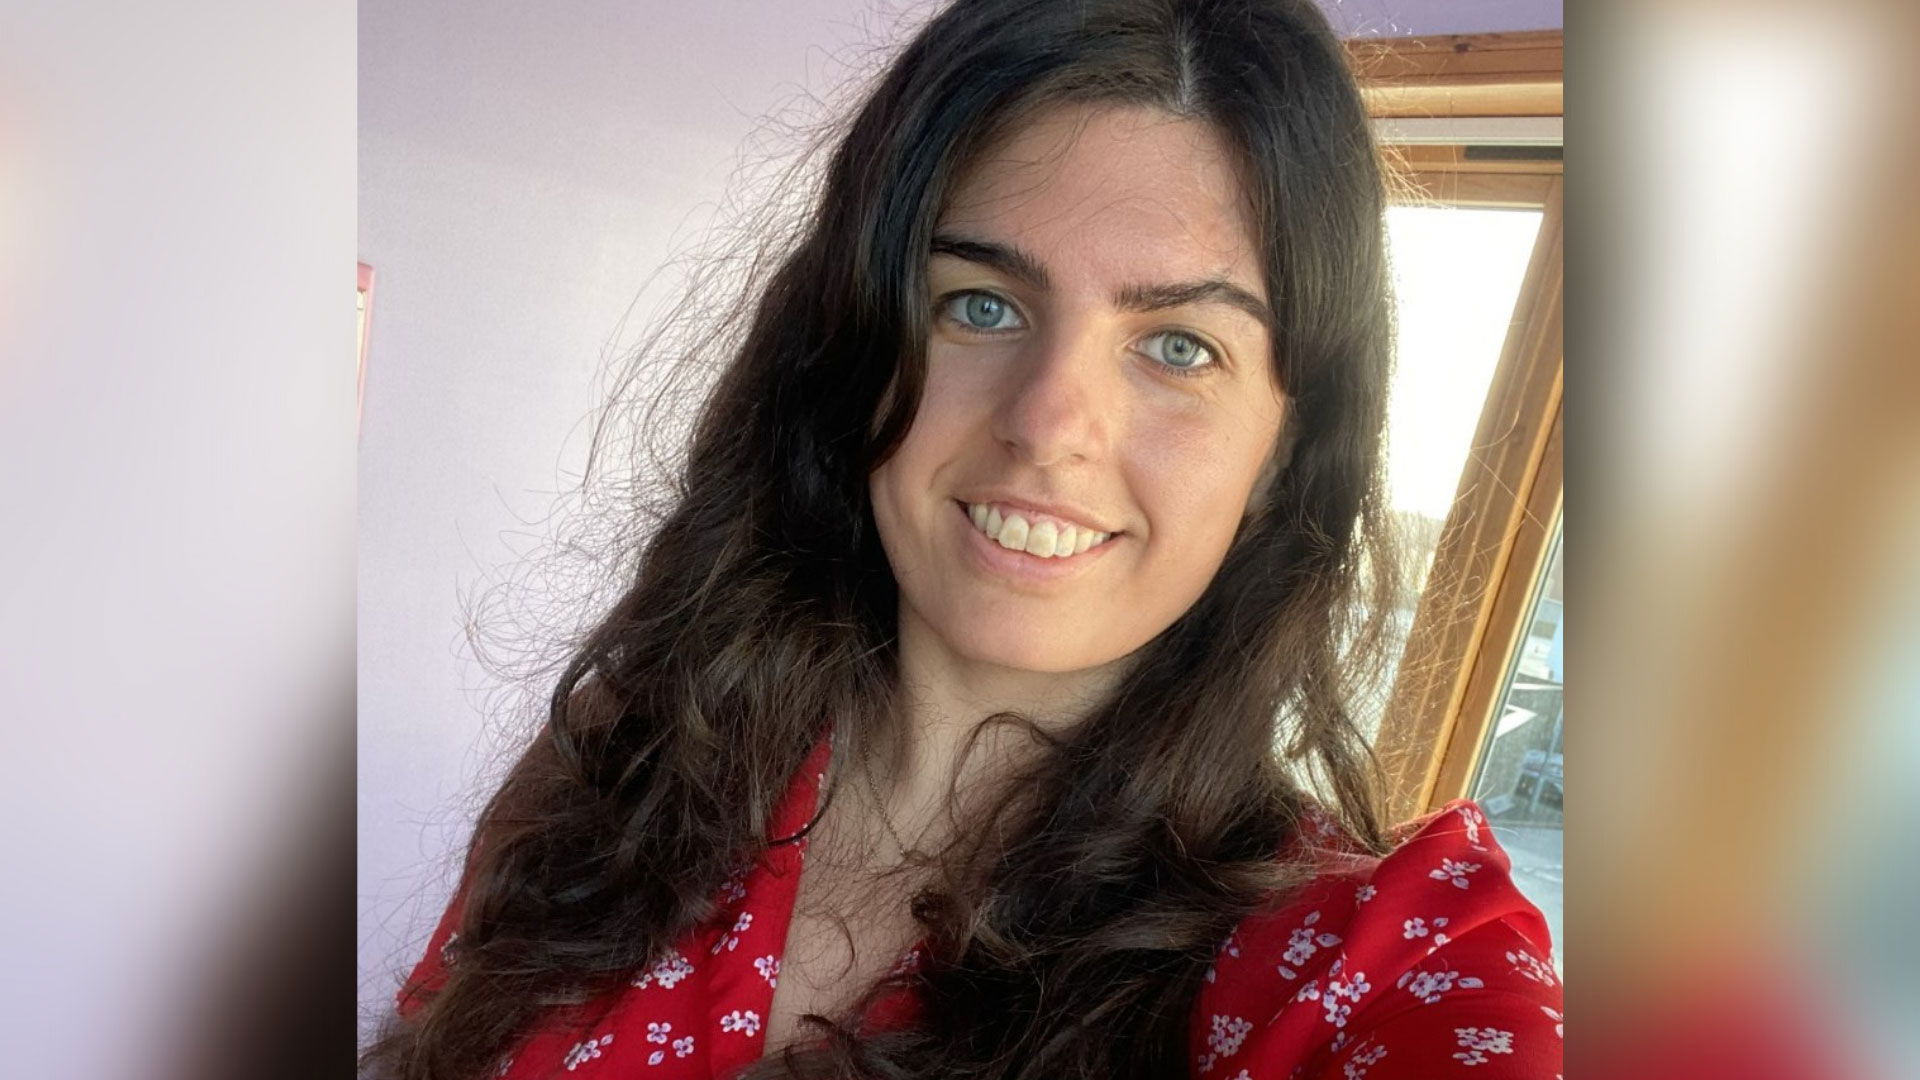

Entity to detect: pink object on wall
[357,262,374,429]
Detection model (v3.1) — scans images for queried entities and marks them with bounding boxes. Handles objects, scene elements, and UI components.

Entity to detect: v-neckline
[710,732,932,1072]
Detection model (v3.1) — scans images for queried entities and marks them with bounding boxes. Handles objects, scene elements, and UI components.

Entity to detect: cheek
[905,350,986,447]
[896,344,1002,464]
[871,351,990,539]
[1131,404,1279,568]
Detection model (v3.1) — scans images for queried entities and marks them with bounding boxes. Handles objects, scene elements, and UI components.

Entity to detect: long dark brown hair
[363,0,1402,1076]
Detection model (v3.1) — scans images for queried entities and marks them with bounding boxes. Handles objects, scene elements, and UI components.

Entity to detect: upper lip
[954,493,1121,534]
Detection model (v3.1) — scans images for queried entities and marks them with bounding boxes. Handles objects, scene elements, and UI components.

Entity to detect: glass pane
[1353,205,1545,739]
[1468,518,1564,975]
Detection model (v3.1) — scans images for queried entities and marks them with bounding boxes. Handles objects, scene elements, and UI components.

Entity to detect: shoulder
[1190,801,1562,1079]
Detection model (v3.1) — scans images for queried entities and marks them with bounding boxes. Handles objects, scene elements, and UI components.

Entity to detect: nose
[990,317,1115,468]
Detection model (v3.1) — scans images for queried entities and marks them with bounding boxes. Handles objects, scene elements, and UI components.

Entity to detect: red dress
[399,737,1563,1078]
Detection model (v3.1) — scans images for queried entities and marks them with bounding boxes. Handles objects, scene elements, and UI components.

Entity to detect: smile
[960,501,1116,559]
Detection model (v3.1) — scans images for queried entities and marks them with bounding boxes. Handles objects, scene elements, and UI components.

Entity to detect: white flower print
[1342,1039,1388,1079]
[1456,805,1486,848]
[646,1022,672,1045]
[633,948,695,990]
[1309,809,1340,840]
[1225,1071,1252,1080]
[1452,1026,1514,1066]
[1209,930,1243,984]
[562,1033,614,1071]
[1402,917,1427,939]
[1282,911,1342,969]
[1542,1006,1564,1037]
[1395,967,1484,1004]
[1321,958,1371,1029]
[494,1055,515,1077]
[657,951,695,987]
[754,954,781,988]
[1429,858,1482,890]
[720,1009,763,1037]
[673,1035,695,1058]
[719,870,749,905]
[1354,884,1376,905]
[440,931,461,969]
[1195,1051,1216,1074]
[647,1050,664,1066]
[1328,964,1371,1002]
[888,946,923,976]
[1507,948,1559,986]
[711,912,754,954]
[1207,1014,1253,1058]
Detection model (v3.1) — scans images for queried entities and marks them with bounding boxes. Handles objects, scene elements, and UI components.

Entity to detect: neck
[859,605,1128,846]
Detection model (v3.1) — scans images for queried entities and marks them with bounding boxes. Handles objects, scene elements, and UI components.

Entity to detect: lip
[952,500,1117,585]
[952,492,1121,536]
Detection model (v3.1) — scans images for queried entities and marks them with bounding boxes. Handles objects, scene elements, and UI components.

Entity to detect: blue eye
[1139,330,1216,374]
[942,290,1024,332]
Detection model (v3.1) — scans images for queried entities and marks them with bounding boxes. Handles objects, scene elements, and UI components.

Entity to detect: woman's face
[870,103,1285,676]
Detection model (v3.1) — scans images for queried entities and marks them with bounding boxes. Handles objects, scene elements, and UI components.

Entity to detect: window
[1468,517,1564,975]
[1345,32,1565,826]
[1340,25,1565,967]
[1356,204,1545,743]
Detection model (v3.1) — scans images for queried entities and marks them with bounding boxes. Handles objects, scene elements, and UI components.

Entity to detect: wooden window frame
[1348,29,1563,118]
[1347,32,1566,822]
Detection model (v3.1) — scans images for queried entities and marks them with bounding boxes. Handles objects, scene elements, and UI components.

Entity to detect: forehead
[937,103,1264,295]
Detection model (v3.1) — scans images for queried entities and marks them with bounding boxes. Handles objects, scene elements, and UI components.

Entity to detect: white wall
[354,0,900,1032]
[1324,0,1562,36]
[356,0,1564,1037]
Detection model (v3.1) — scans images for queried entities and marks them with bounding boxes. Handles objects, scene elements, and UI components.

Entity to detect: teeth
[1026,520,1058,558]
[997,513,1029,551]
[965,503,1111,559]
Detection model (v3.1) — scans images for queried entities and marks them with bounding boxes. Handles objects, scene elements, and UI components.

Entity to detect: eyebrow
[930,232,1274,331]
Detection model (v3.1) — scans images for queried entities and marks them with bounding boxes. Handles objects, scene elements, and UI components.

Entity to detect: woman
[364,0,1562,1077]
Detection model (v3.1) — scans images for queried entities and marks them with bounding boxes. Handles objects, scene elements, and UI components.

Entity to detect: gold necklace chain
[859,740,920,861]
